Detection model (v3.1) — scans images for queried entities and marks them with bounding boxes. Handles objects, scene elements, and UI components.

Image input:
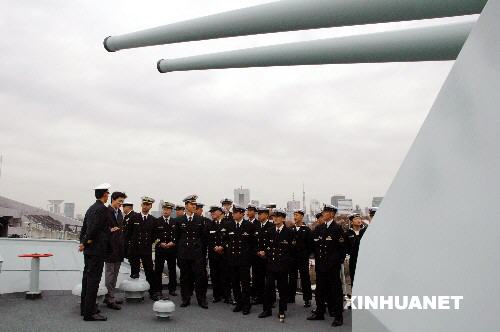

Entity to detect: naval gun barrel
[103,0,486,52]
[156,21,474,73]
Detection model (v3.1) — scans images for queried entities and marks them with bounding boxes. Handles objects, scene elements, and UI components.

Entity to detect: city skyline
[0,0,456,218]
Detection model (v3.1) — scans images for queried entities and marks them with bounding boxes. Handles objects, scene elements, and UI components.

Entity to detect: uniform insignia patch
[339,237,345,243]
[210,230,216,233]
[229,232,234,235]
[326,236,332,241]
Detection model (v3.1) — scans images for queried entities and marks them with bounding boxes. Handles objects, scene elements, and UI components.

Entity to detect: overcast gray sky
[0,0,471,215]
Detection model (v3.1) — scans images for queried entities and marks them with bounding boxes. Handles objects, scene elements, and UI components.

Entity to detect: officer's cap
[257,206,269,214]
[209,205,223,213]
[122,201,133,207]
[369,207,379,213]
[323,204,338,212]
[273,209,287,218]
[315,211,323,219]
[141,196,155,204]
[232,205,246,213]
[247,203,258,211]
[93,183,111,191]
[175,205,185,210]
[183,194,198,204]
[196,203,205,208]
[293,208,305,215]
[220,198,233,204]
[348,213,361,221]
[162,201,175,209]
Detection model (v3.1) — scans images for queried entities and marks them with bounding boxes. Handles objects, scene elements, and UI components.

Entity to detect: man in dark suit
[307,205,347,327]
[225,205,256,315]
[152,201,177,299]
[288,208,313,307]
[176,194,208,309]
[258,209,295,322]
[206,205,231,303]
[79,183,111,321]
[123,196,158,300]
[103,191,127,310]
[251,206,274,305]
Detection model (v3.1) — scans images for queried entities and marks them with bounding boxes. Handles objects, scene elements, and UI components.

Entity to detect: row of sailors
[79,185,371,328]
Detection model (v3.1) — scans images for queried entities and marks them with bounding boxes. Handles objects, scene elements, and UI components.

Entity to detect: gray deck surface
[0,290,351,332]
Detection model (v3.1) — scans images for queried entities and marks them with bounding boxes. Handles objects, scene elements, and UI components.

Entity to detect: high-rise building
[372,196,384,207]
[337,199,353,215]
[63,203,75,219]
[286,200,301,219]
[234,187,250,206]
[310,199,322,216]
[331,195,346,207]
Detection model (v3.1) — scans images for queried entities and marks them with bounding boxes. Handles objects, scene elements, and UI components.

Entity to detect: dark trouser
[209,253,230,300]
[288,257,312,301]
[349,256,358,288]
[264,270,289,313]
[129,254,155,295]
[153,250,177,293]
[178,257,207,303]
[230,265,251,309]
[315,264,343,317]
[251,256,266,301]
[81,254,104,317]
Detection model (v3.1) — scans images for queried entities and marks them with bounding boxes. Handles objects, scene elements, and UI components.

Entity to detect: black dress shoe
[307,312,325,320]
[180,300,191,307]
[169,291,178,296]
[258,310,272,318]
[198,301,208,309]
[106,302,121,310]
[83,313,107,321]
[304,300,311,308]
[212,297,222,303]
[332,315,343,327]
[233,304,242,312]
[242,308,250,315]
[115,299,124,305]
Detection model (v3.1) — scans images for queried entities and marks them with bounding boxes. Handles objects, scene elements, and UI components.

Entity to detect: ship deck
[0,289,351,332]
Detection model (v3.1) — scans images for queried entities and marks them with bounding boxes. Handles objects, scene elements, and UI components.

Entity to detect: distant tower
[302,183,306,214]
[48,200,64,214]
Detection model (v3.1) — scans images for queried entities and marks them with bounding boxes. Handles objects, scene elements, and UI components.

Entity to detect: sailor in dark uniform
[221,198,233,222]
[288,208,312,307]
[175,205,186,218]
[345,213,367,288]
[206,205,231,303]
[123,196,158,300]
[195,202,211,225]
[79,183,111,321]
[176,194,209,309]
[307,205,347,327]
[122,201,134,228]
[258,209,295,322]
[225,205,256,315]
[251,206,273,305]
[152,201,177,300]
